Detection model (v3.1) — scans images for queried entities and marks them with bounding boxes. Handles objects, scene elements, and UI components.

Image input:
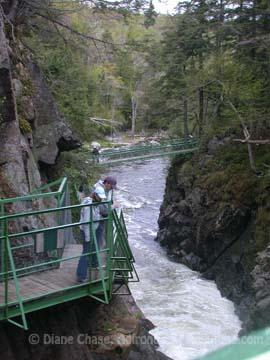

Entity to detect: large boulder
[27,61,81,165]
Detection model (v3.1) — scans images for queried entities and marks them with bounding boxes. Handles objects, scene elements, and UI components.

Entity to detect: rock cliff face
[0,34,80,201]
[0,10,169,360]
[0,295,170,360]
[157,137,270,334]
[0,15,80,268]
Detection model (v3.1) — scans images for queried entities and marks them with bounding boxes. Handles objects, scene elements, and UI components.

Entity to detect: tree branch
[233,139,270,145]
[35,11,118,46]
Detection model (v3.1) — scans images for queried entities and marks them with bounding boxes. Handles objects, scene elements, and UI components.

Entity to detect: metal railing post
[5,218,28,330]
[4,217,8,318]
[107,202,113,297]
[89,204,93,284]
[0,178,138,329]
[0,203,5,281]
[89,203,109,304]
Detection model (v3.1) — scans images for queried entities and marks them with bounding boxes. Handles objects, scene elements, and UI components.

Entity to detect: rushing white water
[108,158,241,360]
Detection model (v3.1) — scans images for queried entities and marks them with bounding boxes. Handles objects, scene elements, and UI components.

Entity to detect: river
[108,158,241,360]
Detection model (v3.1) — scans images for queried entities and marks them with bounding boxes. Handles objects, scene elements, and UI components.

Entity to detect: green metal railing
[98,137,198,165]
[0,179,138,330]
[0,178,69,279]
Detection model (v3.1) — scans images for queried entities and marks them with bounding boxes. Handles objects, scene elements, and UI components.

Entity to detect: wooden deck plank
[0,245,84,304]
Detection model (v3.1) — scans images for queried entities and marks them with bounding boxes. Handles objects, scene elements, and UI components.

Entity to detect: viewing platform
[0,178,138,330]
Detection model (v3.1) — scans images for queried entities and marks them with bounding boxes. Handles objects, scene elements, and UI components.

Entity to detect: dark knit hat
[103,176,117,189]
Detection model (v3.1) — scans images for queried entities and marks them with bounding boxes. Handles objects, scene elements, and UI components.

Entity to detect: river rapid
[108,158,241,360]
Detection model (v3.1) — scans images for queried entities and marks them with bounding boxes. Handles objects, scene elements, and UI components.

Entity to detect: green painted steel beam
[29,178,64,194]
[1,217,109,241]
[0,191,59,205]
[0,178,67,205]
[0,177,138,330]
[100,138,197,157]
[98,147,198,166]
[0,281,108,321]
[101,142,192,157]
[0,201,111,222]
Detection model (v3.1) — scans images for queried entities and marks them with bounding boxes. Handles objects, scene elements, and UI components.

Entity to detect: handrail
[101,139,197,157]
[0,200,111,221]
[0,191,59,205]
[0,177,68,205]
[0,178,138,330]
[1,218,109,242]
[97,137,198,165]
[29,178,64,194]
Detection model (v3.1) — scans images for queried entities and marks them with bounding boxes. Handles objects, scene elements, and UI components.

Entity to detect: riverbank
[156,136,270,334]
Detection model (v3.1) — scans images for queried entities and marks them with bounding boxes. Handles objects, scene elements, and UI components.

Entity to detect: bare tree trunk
[131,95,137,139]
[227,100,257,172]
[247,143,256,172]
[111,97,116,138]
[198,87,204,136]
[183,98,189,141]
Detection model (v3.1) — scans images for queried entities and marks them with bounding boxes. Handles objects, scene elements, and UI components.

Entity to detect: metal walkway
[0,178,138,330]
[97,137,198,165]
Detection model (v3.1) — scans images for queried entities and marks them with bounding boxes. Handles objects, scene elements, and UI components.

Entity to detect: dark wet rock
[20,96,36,122]
[0,296,171,360]
[157,143,270,334]
[27,61,81,165]
[246,247,270,331]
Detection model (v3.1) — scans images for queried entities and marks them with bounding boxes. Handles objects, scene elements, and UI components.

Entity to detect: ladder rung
[110,268,131,272]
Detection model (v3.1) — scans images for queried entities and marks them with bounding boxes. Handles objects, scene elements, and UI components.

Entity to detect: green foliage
[25,5,164,139]
[23,0,270,144]
[149,0,270,142]
[144,0,157,28]
[19,117,32,134]
[21,77,35,97]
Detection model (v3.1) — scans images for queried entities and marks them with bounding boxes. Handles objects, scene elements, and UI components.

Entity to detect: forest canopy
[1,0,270,147]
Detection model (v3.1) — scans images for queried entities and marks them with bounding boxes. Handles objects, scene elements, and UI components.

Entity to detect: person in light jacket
[76,190,102,282]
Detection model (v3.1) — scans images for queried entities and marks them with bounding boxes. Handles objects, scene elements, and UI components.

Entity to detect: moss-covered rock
[19,116,32,134]
[157,136,270,334]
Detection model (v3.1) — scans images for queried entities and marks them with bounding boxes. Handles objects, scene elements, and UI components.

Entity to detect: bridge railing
[0,181,138,330]
[99,137,198,163]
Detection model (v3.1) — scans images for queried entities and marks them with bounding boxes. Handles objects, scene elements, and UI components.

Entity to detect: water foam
[107,158,241,360]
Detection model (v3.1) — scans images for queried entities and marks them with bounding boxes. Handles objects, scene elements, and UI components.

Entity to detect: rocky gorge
[0,7,169,359]
[0,294,170,360]
[157,135,270,334]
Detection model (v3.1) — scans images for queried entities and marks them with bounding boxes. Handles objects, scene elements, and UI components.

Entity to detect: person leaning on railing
[76,189,104,282]
[93,176,118,204]
[92,175,119,252]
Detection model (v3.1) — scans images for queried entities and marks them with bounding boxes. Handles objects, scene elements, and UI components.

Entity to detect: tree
[144,0,157,28]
